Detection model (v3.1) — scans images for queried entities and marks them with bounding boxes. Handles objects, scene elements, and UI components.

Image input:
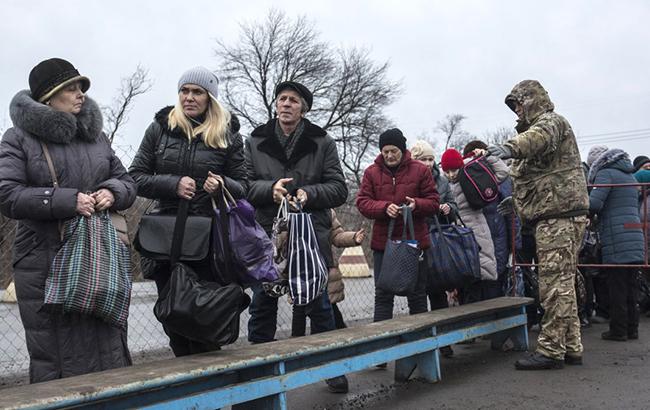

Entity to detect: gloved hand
[487,144,513,160]
[497,196,514,216]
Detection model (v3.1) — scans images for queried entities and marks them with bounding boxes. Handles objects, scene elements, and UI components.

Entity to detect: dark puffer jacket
[482,177,521,275]
[0,90,136,383]
[357,151,439,251]
[246,118,347,267]
[432,162,458,223]
[129,106,247,217]
[588,148,644,264]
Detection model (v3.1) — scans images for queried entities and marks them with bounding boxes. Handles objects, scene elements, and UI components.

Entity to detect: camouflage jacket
[503,80,589,225]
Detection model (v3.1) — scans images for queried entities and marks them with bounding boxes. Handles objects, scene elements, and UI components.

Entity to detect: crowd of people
[0,58,648,393]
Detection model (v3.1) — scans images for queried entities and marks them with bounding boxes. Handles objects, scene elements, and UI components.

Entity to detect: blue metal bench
[0,296,531,409]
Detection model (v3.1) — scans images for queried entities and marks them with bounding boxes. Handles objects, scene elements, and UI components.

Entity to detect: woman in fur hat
[0,58,137,383]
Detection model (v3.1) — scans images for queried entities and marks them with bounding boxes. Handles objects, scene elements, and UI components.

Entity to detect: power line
[578,134,650,146]
[577,128,650,140]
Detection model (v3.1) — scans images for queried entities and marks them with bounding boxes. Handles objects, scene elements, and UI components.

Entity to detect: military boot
[564,354,583,365]
[325,375,349,393]
[515,352,564,370]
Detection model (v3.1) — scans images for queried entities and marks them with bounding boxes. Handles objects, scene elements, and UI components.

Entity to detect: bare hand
[354,228,366,244]
[76,192,96,217]
[203,171,224,194]
[386,203,400,218]
[177,176,196,200]
[91,189,115,211]
[295,189,308,205]
[440,203,451,215]
[405,196,417,212]
[273,178,293,204]
[473,148,487,157]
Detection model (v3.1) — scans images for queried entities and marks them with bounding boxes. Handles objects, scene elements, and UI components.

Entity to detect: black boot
[440,346,454,358]
[601,331,627,341]
[628,330,639,340]
[564,354,583,365]
[325,375,349,393]
[515,352,564,370]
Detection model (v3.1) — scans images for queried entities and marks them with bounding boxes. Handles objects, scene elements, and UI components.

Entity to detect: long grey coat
[0,90,137,383]
[449,155,509,281]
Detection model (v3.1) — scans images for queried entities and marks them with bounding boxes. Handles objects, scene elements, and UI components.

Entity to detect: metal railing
[509,182,650,292]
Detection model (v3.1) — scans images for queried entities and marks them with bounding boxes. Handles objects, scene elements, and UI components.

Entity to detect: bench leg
[491,307,529,352]
[232,394,286,410]
[394,328,441,384]
[232,362,287,410]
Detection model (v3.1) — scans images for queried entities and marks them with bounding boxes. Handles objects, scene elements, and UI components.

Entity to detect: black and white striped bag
[287,207,328,306]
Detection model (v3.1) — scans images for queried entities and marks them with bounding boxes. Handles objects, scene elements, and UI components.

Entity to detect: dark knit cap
[379,128,407,153]
[275,81,313,111]
[633,155,650,172]
[29,58,90,103]
[440,148,464,172]
[462,140,488,157]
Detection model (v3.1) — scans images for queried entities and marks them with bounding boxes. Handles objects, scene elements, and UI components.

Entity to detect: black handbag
[134,213,211,261]
[153,196,250,346]
[376,206,422,296]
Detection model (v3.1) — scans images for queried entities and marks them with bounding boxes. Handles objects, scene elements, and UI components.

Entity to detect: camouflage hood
[505,80,555,132]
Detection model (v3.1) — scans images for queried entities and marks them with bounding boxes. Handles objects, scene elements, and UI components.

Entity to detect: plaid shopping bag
[44,212,132,329]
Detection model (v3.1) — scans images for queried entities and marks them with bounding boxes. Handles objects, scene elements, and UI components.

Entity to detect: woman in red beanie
[440,148,509,301]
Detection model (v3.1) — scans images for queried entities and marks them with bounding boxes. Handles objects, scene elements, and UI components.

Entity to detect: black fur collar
[251,118,326,163]
[9,89,103,144]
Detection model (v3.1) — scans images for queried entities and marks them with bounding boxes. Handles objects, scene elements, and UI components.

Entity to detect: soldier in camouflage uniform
[488,80,589,370]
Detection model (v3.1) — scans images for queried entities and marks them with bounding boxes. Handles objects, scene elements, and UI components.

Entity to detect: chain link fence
[0,145,410,388]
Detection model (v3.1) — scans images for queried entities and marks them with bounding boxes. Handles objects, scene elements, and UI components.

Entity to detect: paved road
[288,315,650,409]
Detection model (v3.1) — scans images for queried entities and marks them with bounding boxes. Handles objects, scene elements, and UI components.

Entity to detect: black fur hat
[29,58,90,103]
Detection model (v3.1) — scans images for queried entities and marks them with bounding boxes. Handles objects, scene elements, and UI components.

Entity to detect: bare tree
[216,9,336,129]
[215,10,401,188]
[437,114,471,150]
[102,65,153,143]
[324,48,400,187]
[483,125,516,145]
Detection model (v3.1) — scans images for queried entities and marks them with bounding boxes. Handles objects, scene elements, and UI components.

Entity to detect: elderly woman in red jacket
[356,128,439,324]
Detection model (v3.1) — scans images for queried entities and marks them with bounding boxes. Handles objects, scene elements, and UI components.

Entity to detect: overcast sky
[3,0,650,161]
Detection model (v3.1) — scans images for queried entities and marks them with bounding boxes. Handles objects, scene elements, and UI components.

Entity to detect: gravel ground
[287,315,650,409]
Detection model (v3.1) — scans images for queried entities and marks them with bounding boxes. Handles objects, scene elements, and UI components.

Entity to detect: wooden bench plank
[0,297,531,409]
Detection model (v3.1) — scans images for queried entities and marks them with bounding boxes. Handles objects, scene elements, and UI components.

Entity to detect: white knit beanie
[587,145,608,167]
[410,140,435,160]
[177,67,219,99]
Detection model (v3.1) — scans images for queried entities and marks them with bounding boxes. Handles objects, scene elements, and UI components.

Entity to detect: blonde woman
[129,67,247,356]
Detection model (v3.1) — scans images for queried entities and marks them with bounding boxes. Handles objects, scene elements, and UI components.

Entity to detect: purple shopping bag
[213,188,279,283]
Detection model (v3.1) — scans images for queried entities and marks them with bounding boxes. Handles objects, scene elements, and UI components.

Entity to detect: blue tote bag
[426,216,481,290]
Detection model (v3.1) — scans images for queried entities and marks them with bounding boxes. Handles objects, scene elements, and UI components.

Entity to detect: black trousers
[607,267,639,336]
[292,302,346,337]
[373,251,428,322]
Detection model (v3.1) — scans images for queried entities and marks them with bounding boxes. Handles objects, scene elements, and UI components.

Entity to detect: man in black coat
[245,81,349,392]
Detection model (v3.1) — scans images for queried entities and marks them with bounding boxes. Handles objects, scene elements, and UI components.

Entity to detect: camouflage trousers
[535,216,588,360]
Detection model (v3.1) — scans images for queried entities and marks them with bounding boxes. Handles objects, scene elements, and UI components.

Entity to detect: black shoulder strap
[169,199,190,265]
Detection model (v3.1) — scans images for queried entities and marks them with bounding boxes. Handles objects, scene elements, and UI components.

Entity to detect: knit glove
[496,196,514,216]
[487,144,513,160]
